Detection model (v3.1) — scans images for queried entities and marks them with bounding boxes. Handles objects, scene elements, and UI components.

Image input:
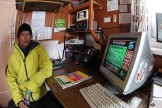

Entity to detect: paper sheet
[58,43,65,60]
[107,0,119,12]
[119,13,131,24]
[119,0,131,4]
[40,40,59,59]
[31,11,52,40]
[104,17,111,23]
[119,5,128,12]
[54,28,66,32]
[31,11,45,27]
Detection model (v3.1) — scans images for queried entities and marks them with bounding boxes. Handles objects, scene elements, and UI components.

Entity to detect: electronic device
[79,83,132,108]
[76,20,88,31]
[75,20,97,31]
[66,24,76,32]
[76,9,89,22]
[66,39,84,45]
[100,32,155,95]
[65,44,85,63]
[149,83,162,108]
[149,72,162,108]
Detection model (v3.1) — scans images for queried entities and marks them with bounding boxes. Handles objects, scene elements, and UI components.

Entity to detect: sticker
[122,51,133,71]
[136,61,147,82]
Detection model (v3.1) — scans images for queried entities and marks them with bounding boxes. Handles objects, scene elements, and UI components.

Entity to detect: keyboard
[79,83,132,108]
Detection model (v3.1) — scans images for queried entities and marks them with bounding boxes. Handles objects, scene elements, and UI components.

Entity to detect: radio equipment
[76,9,89,22]
[75,20,97,31]
[76,20,88,31]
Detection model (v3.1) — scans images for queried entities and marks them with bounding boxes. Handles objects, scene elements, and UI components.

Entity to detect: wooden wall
[94,0,131,37]
[15,0,162,72]
[154,55,162,72]
[17,0,131,43]
[16,4,70,44]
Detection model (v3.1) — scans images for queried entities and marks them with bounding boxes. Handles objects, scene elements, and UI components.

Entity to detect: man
[6,23,62,108]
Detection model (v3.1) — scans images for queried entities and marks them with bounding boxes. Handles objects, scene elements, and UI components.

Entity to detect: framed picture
[156,13,162,42]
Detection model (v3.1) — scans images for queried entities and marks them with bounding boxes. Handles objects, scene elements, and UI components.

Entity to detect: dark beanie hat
[18,23,32,39]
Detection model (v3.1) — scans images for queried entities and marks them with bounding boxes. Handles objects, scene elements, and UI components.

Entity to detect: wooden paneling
[45,12,54,27]
[16,5,70,44]
[16,0,131,43]
[16,0,70,11]
[153,55,162,72]
[94,0,130,38]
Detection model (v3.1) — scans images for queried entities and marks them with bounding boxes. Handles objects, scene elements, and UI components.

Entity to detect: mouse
[129,96,142,108]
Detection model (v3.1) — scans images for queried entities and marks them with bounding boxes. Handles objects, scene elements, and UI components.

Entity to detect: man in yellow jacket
[7,23,62,108]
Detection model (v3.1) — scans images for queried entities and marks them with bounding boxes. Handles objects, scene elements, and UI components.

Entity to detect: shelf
[69,1,102,14]
[16,0,71,11]
[68,0,103,46]
[69,49,84,54]
[68,30,101,33]
[68,30,101,44]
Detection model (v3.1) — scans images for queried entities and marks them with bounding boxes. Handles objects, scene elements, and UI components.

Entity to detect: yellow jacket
[7,42,52,106]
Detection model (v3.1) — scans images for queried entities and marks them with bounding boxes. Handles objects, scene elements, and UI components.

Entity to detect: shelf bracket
[90,30,99,44]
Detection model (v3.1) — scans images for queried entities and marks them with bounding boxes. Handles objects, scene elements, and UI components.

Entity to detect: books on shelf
[54,71,92,89]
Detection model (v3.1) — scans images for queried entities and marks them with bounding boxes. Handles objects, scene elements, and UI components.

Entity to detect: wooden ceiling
[16,0,71,11]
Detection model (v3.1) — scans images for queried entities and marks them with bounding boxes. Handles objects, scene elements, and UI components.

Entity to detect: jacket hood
[13,41,39,58]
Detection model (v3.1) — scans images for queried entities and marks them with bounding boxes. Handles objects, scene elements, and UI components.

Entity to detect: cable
[61,31,67,60]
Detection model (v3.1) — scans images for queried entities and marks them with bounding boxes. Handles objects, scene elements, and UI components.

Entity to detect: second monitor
[100,32,155,95]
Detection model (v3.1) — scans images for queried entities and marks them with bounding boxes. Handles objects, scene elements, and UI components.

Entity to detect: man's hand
[18,101,28,108]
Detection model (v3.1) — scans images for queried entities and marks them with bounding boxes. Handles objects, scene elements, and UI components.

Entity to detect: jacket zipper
[23,57,35,101]
[15,44,38,102]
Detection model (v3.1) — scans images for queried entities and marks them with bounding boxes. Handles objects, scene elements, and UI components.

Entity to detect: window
[146,0,162,55]
[131,0,162,55]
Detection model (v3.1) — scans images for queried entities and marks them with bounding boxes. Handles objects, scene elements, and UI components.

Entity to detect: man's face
[19,31,31,47]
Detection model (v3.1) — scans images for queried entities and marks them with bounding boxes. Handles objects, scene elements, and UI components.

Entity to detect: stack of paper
[54,71,92,89]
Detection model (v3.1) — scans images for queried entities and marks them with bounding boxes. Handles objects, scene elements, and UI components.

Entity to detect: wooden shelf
[69,49,84,54]
[16,0,71,11]
[68,0,103,45]
[69,1,102,14]
[68,30,101,33]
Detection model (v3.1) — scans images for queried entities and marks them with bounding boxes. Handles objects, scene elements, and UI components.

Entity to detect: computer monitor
[100,32,155,95]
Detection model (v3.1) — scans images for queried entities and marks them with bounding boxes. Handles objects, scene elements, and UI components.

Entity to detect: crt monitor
[100,32,155,95]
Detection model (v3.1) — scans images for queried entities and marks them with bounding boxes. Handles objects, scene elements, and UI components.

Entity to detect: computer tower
[149,83,162,108]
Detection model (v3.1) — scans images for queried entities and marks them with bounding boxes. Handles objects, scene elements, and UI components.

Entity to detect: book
[54,71,92,89]
[51,59,66,70]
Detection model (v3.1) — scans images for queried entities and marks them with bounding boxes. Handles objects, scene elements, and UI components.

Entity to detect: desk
[46,62,151,108]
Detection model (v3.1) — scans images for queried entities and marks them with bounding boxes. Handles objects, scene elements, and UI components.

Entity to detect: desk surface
[46,62,151,108]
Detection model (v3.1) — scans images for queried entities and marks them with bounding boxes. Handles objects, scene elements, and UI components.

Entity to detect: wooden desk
[46,62,151,108]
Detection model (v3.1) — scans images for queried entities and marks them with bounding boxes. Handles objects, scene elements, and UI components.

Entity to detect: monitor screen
[100,32,155,95]
[104,38,137,81]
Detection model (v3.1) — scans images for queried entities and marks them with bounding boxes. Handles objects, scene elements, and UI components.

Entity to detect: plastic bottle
[23,89,31,106]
